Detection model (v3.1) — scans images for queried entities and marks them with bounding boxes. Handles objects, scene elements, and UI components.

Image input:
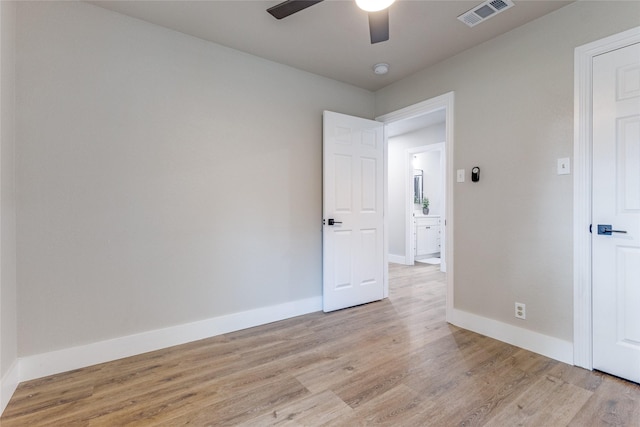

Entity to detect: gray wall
[376,1,640,342]
[15,2,374,356]
[388,124,444,258]
[1,0,17,379]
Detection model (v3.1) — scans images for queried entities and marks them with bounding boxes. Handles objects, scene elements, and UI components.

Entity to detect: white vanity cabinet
[415,216,440,256]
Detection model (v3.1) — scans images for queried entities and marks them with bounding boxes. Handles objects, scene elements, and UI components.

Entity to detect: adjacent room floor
[2,263,639,425]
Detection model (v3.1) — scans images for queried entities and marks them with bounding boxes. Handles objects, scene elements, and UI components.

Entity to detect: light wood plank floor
[2,263,639,426]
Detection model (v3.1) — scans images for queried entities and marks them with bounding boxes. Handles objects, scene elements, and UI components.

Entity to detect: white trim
[377,93,453,123]
[406,150,415,265]
[450,309,573,365]
[19,296,321,382]
[574,26,640,371]
[387,254,408,264]
[0,360,19,414]
[383,125,390,298]
[377,91,455,323]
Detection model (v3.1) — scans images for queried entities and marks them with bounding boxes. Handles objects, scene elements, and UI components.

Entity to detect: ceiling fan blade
[368,9,389,44]
[267,0,324,20]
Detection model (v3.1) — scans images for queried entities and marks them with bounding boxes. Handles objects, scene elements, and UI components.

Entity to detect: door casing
[573,26,640,370]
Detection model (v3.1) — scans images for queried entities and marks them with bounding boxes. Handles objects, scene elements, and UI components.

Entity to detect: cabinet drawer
[415,216,440,226]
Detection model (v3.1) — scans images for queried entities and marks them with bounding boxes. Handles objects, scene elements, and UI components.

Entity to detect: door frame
[573,26,640,370]
[377,91,454,320]
[406,143,445,270]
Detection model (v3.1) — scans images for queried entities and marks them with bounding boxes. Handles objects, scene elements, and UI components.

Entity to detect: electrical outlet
[515,302,526,320]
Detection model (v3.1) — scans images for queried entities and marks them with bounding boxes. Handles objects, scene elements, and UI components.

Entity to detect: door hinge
[589,224,592,234]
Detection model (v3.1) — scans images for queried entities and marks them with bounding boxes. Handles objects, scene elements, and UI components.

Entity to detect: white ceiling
[90,0,572,91]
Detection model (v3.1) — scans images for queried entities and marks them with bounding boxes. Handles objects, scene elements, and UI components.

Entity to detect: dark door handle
[597,224,627,235]
[328,219,342,226]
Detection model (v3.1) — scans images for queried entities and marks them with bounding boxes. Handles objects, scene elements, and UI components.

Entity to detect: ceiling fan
[267,0,395,44]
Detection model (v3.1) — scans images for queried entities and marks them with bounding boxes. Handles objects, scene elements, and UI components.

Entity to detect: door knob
[327,218,342,226]
[597,224,627,235]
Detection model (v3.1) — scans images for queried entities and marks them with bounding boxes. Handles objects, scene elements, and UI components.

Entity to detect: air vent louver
[490,0,509,11]
[458,0,514,27]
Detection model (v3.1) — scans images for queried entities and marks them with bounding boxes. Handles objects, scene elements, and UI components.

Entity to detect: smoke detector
[458,0,514,27]
[373,63,390,75]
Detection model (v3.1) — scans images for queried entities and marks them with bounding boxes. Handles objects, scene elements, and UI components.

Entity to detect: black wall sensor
[471,167,480,182]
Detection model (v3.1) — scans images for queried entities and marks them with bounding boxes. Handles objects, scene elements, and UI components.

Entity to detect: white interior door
[592,42,640,383]
[323,111,384,312]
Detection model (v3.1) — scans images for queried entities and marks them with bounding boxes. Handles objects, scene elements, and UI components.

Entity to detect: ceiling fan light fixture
[356,0,395,13]
[373,63,390,75]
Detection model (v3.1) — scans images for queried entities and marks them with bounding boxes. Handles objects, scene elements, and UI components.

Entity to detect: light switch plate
[557,158,570,175]
[457,169,465,182]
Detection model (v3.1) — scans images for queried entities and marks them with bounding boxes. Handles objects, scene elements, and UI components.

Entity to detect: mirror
[413,169,423,205]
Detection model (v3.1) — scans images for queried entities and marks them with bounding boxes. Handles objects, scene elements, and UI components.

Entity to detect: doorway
[321,92,453,315]
[384,109,446,270]
[377,92,454,321]
[407,143,445,271]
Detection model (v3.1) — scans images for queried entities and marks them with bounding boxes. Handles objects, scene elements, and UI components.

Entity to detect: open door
[322,111,384,312]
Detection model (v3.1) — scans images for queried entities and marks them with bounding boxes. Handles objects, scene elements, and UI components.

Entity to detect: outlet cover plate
[515,302,526,320]
[557,158,570,175]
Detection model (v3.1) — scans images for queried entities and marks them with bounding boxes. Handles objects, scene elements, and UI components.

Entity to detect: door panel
[333,230,352,289]
[618,247,640,344]
[361,158,377,211]
[618,116,640,211]
[334,154,353,211]
[360,228,378,285]
[323,111,384,312]
[592,42,640,383]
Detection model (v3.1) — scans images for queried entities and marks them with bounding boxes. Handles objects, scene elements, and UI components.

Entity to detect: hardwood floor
[2,263,639,426]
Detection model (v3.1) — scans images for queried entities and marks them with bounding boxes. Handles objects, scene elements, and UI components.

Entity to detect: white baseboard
[0,360,19,414]
[7,301,573,414]
[449,308,574,365]
[388,254,408,264]
[19,296,322,383]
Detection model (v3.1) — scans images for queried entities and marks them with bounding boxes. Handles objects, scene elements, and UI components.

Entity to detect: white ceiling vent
[457,0,515,27]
